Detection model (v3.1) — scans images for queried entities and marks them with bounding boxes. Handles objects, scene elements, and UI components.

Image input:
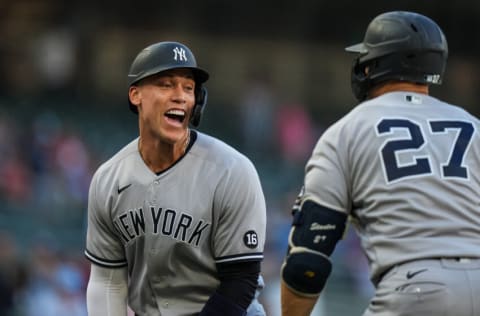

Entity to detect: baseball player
[280,11,480,316]
[84,41,267,316]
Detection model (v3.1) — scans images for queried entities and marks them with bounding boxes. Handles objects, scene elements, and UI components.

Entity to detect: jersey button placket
[149,179,160,203]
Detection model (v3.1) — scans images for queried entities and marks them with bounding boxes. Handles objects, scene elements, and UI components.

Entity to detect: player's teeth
[166,110,185,116]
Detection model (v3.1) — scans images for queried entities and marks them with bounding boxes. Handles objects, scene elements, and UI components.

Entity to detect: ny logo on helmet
[173,47,187,62]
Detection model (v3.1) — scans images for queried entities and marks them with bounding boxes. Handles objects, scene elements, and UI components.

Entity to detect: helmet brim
[345,43,368,54]
[191,67,209,84]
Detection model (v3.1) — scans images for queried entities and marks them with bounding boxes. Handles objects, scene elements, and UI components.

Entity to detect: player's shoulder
[342,92,476,120]
[317,92,431,142]
[434,98,480,123]
[91,137,139,181]
[193,131,256,170]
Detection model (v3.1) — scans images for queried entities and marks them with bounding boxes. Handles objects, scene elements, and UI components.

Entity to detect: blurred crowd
[0,107,93,316]
[0,231,88,316]
[0,109,91,213]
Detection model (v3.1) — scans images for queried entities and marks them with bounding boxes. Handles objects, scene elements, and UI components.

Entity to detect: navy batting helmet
[345,11,448,101]
[127,41,209,127]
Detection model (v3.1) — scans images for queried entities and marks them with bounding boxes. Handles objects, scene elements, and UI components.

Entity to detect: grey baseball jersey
[303,91,480,284]
[85,130,266,315]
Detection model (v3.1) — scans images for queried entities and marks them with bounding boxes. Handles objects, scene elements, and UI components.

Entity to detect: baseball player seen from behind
[84,41,267,316]
[280,11,480,316]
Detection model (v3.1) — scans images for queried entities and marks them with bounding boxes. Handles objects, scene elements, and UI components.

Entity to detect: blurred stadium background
[0,1,479,315]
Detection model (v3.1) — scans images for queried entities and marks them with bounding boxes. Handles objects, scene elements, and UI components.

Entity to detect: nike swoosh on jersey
[406,268,428,279]
[117,184,132,194]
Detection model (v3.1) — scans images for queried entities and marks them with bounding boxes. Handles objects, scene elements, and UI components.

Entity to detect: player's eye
[158,80,173,88]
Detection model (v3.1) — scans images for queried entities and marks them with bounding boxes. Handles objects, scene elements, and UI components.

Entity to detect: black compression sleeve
[199,260,261,315]
[199,292,246,316]
[216,260,261,309]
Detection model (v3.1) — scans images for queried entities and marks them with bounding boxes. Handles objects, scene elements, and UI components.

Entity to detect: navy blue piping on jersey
[155,129,198,176]
[84,249,128,268]
[215,252,264,264]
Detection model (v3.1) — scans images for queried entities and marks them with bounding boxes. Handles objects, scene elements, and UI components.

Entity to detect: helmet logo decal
[173,47,188,62]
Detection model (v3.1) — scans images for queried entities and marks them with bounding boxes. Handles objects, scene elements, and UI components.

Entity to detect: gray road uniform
[85,130,266,315]
[302,91,480,315]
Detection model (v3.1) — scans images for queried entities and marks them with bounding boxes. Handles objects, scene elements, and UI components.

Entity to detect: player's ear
[129,86,141,107]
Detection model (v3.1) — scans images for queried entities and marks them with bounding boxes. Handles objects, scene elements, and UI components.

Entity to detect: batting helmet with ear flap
[345,11,448,101]
[127,41,209,127]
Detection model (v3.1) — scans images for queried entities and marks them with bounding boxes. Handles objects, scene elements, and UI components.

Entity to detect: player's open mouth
[165,109,186,124]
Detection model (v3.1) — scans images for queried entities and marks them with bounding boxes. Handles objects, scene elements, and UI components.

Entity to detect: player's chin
[159,124,187,142]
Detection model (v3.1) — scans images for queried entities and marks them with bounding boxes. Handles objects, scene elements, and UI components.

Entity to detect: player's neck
[138,130,190,173]
[368,81,429,99]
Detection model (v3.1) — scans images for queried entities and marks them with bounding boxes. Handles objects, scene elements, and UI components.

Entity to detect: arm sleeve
[213,156,267,263]
[216,260,260,309]
[85,171,127,267]
[200,260,261,315]
[86,264,128,316]
[304,121,352,212]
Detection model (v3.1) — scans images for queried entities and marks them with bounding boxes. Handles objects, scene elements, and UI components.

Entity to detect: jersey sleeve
[85,170,127,268]
[304,120,352,214]
[212,156,266,264]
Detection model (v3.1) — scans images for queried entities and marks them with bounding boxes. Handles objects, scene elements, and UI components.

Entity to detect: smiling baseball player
[84,41,266,316]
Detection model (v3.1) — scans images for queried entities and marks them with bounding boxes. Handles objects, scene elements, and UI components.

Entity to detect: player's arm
[199,260,260,316]
[203,154,266,315]
[281,280,319,316]
[281,198,347,316]
[86,264,128,316]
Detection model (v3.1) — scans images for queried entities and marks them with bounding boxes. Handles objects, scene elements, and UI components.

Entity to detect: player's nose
[170,84,189,104]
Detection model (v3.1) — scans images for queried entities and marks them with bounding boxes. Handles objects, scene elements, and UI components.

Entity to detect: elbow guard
[281,200,347,297]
